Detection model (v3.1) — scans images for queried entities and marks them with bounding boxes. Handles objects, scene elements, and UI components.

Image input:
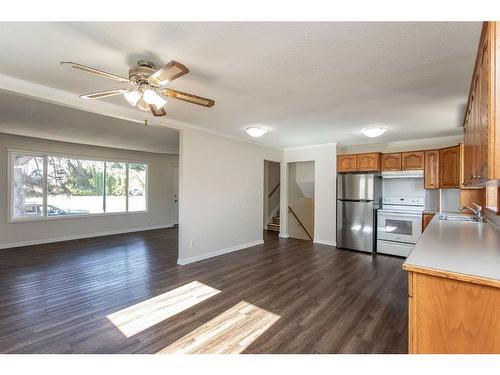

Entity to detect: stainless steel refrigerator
[336,172,381,253]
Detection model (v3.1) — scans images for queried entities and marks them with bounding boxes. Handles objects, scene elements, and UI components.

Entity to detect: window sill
[7,210,150,223]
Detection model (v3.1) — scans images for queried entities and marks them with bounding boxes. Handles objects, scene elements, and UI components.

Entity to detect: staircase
[267,211,280,232]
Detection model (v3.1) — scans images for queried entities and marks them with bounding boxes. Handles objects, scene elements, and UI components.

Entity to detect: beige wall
[0,133,178,248]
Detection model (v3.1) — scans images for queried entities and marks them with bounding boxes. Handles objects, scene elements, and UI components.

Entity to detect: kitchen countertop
[403,213,500,286]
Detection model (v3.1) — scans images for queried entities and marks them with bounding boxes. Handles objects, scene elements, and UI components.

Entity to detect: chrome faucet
[459,203,487,223]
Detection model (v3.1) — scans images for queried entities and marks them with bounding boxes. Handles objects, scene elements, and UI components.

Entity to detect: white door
[172,165,179,225]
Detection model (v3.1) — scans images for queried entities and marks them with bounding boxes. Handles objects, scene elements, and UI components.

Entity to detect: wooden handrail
[268,183,280,198]
[288,206,313,241]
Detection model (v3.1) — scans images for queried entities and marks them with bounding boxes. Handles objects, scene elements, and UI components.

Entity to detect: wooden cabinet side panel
[413,273,500,354]
[439,146,461,188]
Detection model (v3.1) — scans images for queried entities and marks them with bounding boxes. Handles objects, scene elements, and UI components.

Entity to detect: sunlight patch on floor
[157,301,280,354]
[107,281,220,337]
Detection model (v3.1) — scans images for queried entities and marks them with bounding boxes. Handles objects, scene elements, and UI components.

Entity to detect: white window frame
[7,149,149,223]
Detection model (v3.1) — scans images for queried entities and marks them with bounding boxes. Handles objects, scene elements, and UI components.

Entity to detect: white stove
[377,196,424,257]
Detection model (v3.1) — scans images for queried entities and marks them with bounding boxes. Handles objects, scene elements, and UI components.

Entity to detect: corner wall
[178,128,282,265]
[283,143,337,246]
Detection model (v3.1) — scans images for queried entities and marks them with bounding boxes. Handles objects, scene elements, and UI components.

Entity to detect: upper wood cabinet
[356,153,381,171]
[337,154,357,172]
[424,150,440,189]
[463,22,500,188]
[337,153,381,172]
[402,151,425,170]
[439,146,461,188]
[381,153,402,171]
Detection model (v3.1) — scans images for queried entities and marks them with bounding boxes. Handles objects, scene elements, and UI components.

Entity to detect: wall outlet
[190,239,195,247]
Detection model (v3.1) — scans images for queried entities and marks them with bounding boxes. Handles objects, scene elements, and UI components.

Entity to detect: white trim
[0,224,174,250]
[313,239,337,247]
[177,240,264,265]
[279,233,289,238]
[284,142,338,151]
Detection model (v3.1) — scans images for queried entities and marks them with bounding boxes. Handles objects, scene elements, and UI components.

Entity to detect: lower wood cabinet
[422,213,435,231]
[407,271,500,353]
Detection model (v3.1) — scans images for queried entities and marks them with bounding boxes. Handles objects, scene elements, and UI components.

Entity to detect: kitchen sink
[437,214,479,222]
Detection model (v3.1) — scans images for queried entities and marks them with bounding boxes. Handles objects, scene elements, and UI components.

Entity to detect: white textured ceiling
[0,22,481,149]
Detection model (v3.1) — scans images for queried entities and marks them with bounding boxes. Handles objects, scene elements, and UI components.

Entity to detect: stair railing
[288,206,313,241]
[268,183,280,198]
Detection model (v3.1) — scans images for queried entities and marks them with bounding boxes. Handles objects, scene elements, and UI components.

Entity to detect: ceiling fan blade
[79,89,127,99]
[61,62,130,83]
[148,61,189,86]
[149,105,167,117]
[162,89,215,107]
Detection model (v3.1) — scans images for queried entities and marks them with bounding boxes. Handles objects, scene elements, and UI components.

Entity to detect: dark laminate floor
[0,228,407,354]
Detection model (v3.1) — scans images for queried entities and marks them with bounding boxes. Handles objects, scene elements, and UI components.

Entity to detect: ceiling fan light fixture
[136,98,150,112]
[142,87,167,109]
[124,89,141,106]
[246,126,267,138]
[361,125,388,138]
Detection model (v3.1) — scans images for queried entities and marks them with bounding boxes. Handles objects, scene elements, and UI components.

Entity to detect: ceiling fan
[61,60,215,117]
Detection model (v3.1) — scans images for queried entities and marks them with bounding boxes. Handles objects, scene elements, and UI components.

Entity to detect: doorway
[172,164,179,225]
[263,160,281,238]
[287,161,314,241]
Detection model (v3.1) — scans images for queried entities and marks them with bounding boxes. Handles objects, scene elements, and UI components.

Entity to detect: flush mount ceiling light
[246,126,268,137]
[361,125,388,138]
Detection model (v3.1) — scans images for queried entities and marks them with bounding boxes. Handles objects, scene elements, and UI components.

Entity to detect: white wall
[178,128,282,265]
[0,133,178,249]
[283,143,337,246]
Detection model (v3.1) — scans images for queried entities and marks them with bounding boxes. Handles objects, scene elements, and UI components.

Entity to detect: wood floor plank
[0,228,407,353]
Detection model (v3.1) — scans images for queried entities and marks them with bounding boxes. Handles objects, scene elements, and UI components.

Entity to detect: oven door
[377,211,422,244]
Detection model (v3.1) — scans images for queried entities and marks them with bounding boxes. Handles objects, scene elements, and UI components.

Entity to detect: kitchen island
[402,214,500,353]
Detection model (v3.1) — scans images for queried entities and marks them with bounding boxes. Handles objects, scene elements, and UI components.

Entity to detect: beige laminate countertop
[403,213,500,286]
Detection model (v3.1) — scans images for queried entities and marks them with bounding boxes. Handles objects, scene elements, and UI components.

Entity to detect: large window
[9,151,148,221]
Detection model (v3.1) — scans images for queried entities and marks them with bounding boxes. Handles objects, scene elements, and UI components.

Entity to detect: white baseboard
[177,239,264,265]
[0,224,174,250]
[313,239,337,247]
[279,233,289,238]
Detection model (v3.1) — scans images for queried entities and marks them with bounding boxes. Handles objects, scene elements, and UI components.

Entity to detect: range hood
[382,170,424,179]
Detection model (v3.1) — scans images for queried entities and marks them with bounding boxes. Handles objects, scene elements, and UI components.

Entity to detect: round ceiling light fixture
[246,126,268,138]
[361,125,388,138]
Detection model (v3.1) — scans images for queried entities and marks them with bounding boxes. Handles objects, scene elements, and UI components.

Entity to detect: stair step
[267,223,280,231]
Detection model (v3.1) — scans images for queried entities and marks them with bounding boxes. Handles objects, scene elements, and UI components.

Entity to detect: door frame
[171,163,179,225]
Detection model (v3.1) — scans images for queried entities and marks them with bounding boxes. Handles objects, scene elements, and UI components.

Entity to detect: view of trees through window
[11,152,147,219]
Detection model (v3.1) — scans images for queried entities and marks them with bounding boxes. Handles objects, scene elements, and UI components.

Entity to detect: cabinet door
[439,146,460,188]
[337,155,357,172]
[424,150,439,189]
[422,213,435,232]
[402,151,425,170]
[356,153,381,171]
[381,153,402,171]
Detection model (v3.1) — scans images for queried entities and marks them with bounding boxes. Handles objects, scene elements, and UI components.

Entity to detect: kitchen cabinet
[337,154,357,172]
[439,145,460,188]
[424,150,439,189]
[402,151,425,170]
[381,153,402,171]
[356,153,381,171]
[463,22,500,188]
[337,153,381,172]
[422,213,435,232]
[407,271,500,353]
